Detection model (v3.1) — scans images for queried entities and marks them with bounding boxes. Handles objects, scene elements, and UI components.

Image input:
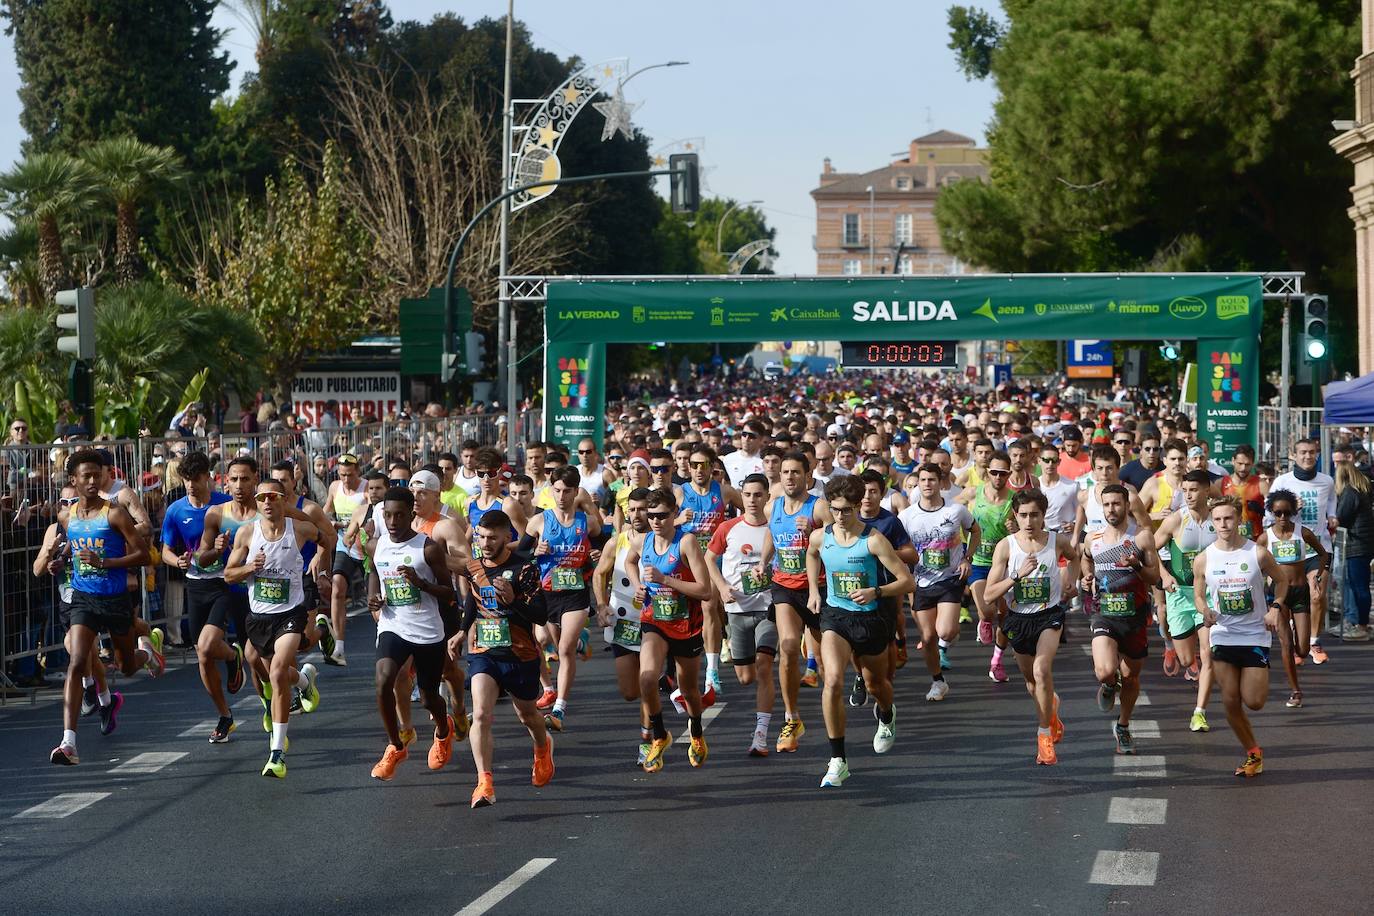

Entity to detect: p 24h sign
[1067,339,1113,379]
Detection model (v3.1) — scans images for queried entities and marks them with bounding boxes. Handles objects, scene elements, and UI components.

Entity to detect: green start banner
[544,275,1262,344]
[541,275,1263,460]
[543,340,605,452]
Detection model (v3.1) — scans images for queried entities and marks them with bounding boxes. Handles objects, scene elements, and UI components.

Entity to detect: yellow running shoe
[643,732,673,772]
[688,735,708,767]
[399,726,417,747]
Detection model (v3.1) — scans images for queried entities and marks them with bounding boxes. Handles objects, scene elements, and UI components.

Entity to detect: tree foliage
[198,143,374,390]
[3,0,230,161]
[938,0,1360,366]
[947,5,1004,80]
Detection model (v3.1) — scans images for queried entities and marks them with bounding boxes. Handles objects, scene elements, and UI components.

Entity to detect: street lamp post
[716,199,763,254]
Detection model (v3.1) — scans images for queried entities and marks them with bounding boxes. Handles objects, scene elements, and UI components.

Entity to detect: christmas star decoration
[593,87,641,142]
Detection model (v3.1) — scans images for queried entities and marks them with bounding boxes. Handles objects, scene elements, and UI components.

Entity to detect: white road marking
[675,703,726,745]
[179,719,219,738]
[1107,797,1168,825]
[1114,755,1167,778]
[1129,719,1160,738]
[1135,691,1151,706]
[15,792,110,819]
[1088,850,1160,886]
[232,695,262,711]
[454,857,556,916]
[1079,645,1094,656]
[110,752,187,774]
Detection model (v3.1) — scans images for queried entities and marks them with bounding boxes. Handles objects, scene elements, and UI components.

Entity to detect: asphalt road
[1,612,1370,916]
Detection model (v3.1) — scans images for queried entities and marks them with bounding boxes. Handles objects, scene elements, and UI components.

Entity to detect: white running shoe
[820,756,849,787]
[925,679,950,702]
[872,704,896,754]
[748,728,769,757]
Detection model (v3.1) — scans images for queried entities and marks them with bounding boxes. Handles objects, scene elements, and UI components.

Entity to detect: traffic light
[1302,294,1328,362]
[464,331,487,376]
[669,153,700,214]
[1158,340,1181,361]
[55,286,96,360]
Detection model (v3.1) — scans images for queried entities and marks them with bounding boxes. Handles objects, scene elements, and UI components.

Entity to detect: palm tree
[83,137,188,284]
[0,222,45,308]
[0,152,100,301]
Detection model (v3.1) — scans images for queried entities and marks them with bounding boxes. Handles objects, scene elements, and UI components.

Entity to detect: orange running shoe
[1036,732,1057,766]
[1234,750,1263,778]
[1309,643,1329,665]
[532,736,555,786]
[428,716,455,770]
[371,744,407,781]
[775,718,805,753]
[536,687,557,710]
[471,772,496,807]
[1050,694,1065,745]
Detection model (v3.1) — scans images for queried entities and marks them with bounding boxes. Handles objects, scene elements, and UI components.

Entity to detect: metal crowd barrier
[0,412,536,703]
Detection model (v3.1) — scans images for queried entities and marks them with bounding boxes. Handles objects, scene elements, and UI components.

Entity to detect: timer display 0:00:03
[840,340,958,368]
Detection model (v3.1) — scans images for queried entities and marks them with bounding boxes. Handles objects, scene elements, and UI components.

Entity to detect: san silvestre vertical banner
[543,341,606,451]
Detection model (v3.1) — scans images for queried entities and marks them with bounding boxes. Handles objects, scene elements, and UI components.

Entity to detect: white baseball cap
[409,469,442,492]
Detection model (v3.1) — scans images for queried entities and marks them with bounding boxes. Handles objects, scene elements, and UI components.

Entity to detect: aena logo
[852,300,957,322]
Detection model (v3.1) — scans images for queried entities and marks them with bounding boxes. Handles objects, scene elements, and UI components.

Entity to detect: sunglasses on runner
[1271,508,1294,517]
[646,511,672,520]
[608,455,625,462]
[577,448,595,454]
[1142,445,1161,452]
[388,479,409,488]
[650,465,672,473]
[60,496,78,506]
[337,454,359,466]
[987,469,1010,477]
[1115,439,1133,447]
[476,469,498,478]
[690,460,709,468]
[254,492,283,502]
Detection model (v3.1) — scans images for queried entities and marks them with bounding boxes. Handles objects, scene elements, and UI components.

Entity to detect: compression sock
[706,652,720,675]
[991,646,1004,665]
[877,705,894,724]
[829,736,845,760]
[689,715,703,738]
[756,712,772,731]
[649,713,667,740]
[271,722,288,752]
[806,655,819,672]
[97,689,111,707]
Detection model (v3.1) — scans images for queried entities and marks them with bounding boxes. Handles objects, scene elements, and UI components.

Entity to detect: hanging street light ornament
[593,86,642,141]
[727,238,773,275]
[509,58,628,212]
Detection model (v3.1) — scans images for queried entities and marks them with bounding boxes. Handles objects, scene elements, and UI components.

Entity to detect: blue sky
[0,0,999,275]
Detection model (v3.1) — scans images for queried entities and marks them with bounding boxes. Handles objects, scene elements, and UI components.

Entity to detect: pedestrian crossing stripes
[110,751,187,774]
[14,793,110,819]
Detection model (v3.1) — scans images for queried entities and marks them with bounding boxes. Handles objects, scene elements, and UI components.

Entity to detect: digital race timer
[840,341,958,369]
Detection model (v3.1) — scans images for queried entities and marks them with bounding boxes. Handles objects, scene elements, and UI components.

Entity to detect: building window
[894,213,912,245]
[843,213,861,246]
[843,259,862,276]
[895,175,911,190]
[897,255,913,276]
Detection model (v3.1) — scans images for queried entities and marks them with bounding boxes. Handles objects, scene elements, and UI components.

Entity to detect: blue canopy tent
[1324,372,1374,425]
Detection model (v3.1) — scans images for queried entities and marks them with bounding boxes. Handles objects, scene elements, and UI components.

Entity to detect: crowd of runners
[33,373,1363,804]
